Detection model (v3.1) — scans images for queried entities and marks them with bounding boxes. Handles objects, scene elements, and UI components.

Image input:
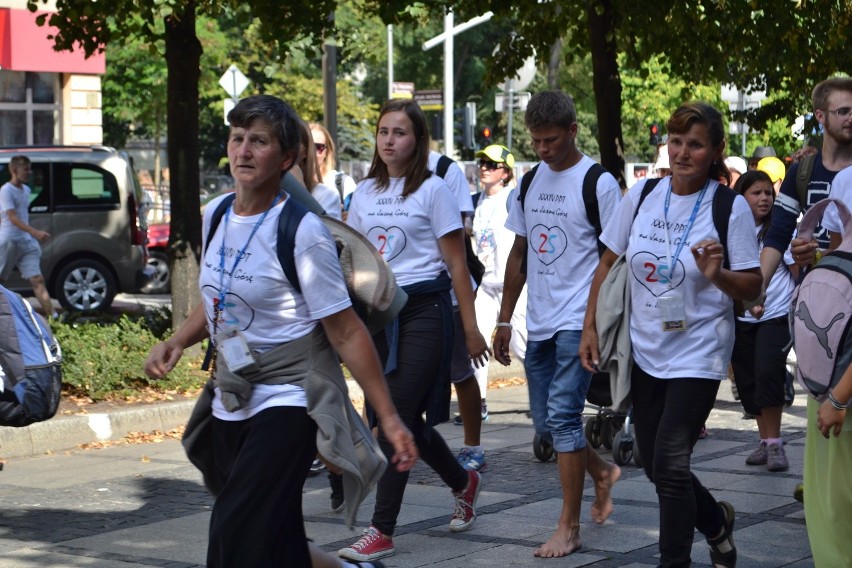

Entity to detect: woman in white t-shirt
[143,95,415,568]
[340,99,489,563]
[730,170,797,473]
[296,121,342,220]
[470,144,527,418]
[580,102,762,568]
[310,122,357,200]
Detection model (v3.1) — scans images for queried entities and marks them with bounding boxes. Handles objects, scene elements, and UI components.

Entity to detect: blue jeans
[524,330,591,453]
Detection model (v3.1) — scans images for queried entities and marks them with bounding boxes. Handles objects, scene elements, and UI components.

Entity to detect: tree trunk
[165,3,202,330]
[587,0,626,188]
[547,37,562,89]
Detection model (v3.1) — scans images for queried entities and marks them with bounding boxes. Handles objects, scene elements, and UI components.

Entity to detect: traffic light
[480,126,493,145]
[430,113,443,141]
[453,103,477,150]
[649,122,661,146]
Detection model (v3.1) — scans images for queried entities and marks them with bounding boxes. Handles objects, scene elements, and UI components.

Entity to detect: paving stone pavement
[0,376,814,567]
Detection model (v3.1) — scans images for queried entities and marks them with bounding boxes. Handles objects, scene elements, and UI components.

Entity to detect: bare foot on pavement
[533,526,581,558]
[591,463,621,524]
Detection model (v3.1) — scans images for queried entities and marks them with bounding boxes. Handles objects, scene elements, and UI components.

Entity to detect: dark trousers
[631,366,726,568]
[731,317,790,415]
[371,293,468,536]
[208,406,317,568]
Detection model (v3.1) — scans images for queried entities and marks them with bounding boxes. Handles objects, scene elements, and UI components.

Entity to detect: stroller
[531,371,641,467]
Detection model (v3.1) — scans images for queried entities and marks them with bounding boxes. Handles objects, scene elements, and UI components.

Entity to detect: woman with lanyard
[144,95,416,568]
[579,102,762,568]
[339,98,489,563]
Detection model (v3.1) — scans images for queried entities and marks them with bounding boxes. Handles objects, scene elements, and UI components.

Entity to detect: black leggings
[208,406,317,567]
[631,366,726,568]
[371,293,468,536]
[731,317,790,415]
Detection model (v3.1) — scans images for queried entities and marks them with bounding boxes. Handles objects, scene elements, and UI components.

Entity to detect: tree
[28,0,335,328]
[370,1,852,186]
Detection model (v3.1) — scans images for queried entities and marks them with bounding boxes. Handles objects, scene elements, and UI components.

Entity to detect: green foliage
[51,311,206,401]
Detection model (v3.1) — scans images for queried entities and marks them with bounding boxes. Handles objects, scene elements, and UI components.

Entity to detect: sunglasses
[314,143,328,153]
[478,159,502,171]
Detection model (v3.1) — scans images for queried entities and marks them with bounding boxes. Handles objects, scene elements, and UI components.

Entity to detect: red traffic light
[482,127,492,138]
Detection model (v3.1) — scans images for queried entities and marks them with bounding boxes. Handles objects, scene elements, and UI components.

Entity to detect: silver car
[0,146,151,312]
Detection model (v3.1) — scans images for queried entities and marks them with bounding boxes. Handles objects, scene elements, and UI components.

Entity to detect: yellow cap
[475,144,515,169]
[757,156,786,183]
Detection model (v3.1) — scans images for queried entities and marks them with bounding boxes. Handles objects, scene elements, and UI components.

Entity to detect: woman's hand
[465,328,491,369]
[378,414,419,471]
[791,237,818,267]
[817,400,846,438]
[690,238,725,282]
[144,339,184,379]
[579,327,600,374]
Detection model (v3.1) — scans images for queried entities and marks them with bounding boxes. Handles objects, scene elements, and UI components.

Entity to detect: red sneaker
[338,525,395,561]
[449,469,481,532]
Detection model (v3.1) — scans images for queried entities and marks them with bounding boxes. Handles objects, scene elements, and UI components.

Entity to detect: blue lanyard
[662,179,709,283]
[216,193,282,310]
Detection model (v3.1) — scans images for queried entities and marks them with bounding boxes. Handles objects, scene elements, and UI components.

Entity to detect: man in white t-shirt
[493,91,622,558]
[0,155,55,317]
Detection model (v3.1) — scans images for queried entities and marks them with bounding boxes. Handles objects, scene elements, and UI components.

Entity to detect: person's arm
[438,228,490,367]
[691,239,763,300]
[579,248,619,373]
[4,209,50,242]
[321,308,418,471]
[494,234,527,366]
[144,303,209,379]
[817,362,852,439]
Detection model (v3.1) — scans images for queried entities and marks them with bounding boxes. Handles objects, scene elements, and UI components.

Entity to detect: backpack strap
[436,155,453,179]
[518,164,539,211]
[471,191,482,209]
[711,184,736,270]
[796,153,817,209]
[582,163,608,256]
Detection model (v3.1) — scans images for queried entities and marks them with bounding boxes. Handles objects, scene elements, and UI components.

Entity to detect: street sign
[391,81,415,99]
[498,54,536,92]
[414,89,443,111]
[223,98,236,125]
[495,91,531,112]
[219,65,249,100]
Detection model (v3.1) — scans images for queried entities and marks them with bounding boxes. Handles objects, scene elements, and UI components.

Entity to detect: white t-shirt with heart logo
[347,175,463,287]
[600,177,760,380]
[505,155,621,341]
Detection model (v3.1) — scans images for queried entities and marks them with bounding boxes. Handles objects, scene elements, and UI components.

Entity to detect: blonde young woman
[310,122,357,201]
[298,121,342,220]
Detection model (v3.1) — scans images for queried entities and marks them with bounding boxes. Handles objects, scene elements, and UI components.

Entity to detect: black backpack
[0,285,63,427]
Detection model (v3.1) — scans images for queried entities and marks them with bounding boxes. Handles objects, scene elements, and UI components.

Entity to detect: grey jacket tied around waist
[595,252,632,412]
[214,326,387,527]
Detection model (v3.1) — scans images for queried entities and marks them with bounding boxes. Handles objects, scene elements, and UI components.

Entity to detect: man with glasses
[761,76,852,280]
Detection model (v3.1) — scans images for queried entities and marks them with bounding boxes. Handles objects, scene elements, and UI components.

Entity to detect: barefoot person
[581,102,762,567]
[493,90,622,558]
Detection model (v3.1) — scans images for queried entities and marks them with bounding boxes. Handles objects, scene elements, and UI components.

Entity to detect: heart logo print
[630,252,685,297]
[529,224,568,266]
[366,226,407,262]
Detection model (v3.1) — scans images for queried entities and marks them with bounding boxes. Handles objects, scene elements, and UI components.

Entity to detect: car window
[52,163,120,210]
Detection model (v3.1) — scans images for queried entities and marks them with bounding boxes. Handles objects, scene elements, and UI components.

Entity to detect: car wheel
[54,258,117,312]
[142,250,170,294]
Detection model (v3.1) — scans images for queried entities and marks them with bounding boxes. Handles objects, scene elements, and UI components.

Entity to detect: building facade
[0,0,105,146]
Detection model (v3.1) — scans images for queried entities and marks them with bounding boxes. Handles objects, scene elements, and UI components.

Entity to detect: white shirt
[820,165,852,235]
[505,155,621,340]
[600,178,760,380]
[428,151,473,214]
[741,226,794,323]
[323,170,357,201]
[201,193,351,419]
[347,175,462,286]
[311,182,343,220]
[0,182,35,243]
[473,186,515,287]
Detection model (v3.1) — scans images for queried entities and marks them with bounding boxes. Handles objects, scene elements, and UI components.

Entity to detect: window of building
[0,71,60,145]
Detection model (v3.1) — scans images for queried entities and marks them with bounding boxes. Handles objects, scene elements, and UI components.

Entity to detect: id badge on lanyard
[658,291,687,332]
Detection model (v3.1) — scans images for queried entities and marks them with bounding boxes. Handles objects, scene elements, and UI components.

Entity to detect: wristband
[495,322,512,329]
[828,390,850,410]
